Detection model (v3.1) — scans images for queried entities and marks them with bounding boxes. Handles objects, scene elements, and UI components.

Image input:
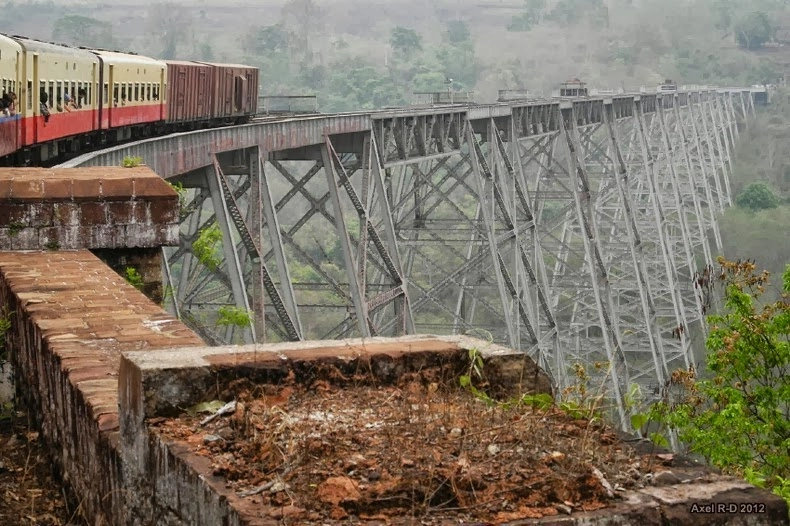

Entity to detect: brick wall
[0,250,202,524]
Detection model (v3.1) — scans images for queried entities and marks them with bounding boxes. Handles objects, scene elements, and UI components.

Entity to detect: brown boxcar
[165,60,213,123]
[197,62,259,120]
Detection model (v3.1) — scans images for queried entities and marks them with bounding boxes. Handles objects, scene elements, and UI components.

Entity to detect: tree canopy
[736,182,780,211]
[734,11,774,50]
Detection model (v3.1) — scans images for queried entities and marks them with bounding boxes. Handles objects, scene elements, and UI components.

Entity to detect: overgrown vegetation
[651,259,790,506]
[166,181,193,220]
[0,306,12,363]
[216,306,254,331]
[124,267,144,290]
[122,156,144,168]
[6,221,25,237]
[192,223,223,271]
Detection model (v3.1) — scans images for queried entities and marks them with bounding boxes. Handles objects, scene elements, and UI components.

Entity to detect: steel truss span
[60,88,759,429]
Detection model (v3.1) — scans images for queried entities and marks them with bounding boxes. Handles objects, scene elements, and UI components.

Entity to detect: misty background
[1,0,787,278]
[1,0,787,108]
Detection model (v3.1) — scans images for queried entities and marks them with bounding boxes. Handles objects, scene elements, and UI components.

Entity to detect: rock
[317,476,361,506]
[269,481,289,494]
[548,451,566,462]
[651,470,681,486]
[202,434,223,444]
[450,428,462,437]
[487,444,501,456]
[557,503,572,515]
[591,467,614,498]
[627,467,644,480]
[269,505,306,520]
[216,426,234,440]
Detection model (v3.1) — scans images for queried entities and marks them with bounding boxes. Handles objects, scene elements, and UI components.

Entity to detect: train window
[147,83,151,101]
[113,83,119,105]
[134,83,139,102]
[103,83,108,104]
[153,85,159,101]
[48,81,54,108]
[56,82,62,110]
[27,81,32,110]
[121,85,126,102]
[128,82,133,101]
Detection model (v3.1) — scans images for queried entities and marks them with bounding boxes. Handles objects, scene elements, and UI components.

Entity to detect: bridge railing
[259,95,319,114]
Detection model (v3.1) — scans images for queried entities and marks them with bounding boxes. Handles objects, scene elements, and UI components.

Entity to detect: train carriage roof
[195,61,258,69]
[9,35,98,62]
[0,33,23,52]
[165,60,212,66]
[89,49,166,68]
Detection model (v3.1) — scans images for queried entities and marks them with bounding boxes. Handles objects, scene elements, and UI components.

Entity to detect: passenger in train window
[56,96,63,113]
[40,90,51,122]
[0,92,18,116]
[7,92,16,115]
[77,87,87,108]
[0,92,10,116]
[63,92,76,111]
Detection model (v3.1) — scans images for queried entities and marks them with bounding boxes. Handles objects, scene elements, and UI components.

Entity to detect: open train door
[234,75,246,113]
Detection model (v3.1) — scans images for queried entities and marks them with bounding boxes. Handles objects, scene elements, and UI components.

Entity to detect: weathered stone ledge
[0,167,179,250]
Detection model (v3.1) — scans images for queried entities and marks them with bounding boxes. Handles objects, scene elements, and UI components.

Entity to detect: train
[0,34,259,165]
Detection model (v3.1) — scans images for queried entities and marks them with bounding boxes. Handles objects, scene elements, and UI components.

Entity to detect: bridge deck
[58,87,763,178]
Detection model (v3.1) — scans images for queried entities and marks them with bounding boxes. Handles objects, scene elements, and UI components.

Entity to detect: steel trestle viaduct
[60,88,762,428]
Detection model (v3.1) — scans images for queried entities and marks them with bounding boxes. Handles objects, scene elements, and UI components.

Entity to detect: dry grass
[0,417,85,525]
